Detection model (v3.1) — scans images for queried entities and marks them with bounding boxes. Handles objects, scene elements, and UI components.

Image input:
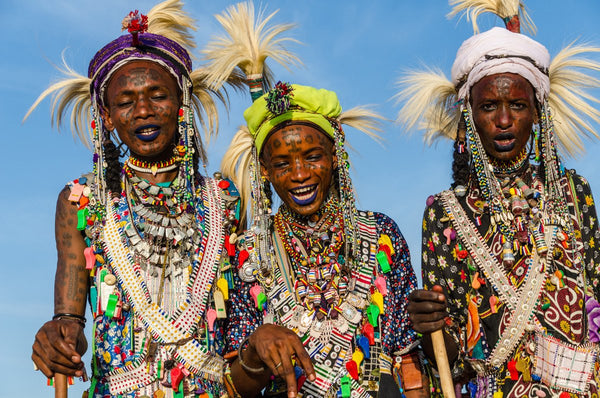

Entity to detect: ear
[260,162,270,182]
[332,153,338,170]
[100,106,115,131]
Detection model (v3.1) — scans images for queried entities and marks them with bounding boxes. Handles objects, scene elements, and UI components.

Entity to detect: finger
[413,318,446,334]
[277,350,298,398]
[32,352,53,378]
[410,310,448,324]
[408,300,447,316]
[432,285,444,293]
[55,322,84,362]
[409,289,446,303]
[37,326,84,373]
[288,337,315,381]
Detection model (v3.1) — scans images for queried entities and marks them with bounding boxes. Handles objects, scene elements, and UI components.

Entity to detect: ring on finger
[275,361,282,369]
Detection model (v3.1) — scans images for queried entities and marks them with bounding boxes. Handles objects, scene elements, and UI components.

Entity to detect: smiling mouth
[135,125,160,142]
[289,184,318,206]
[493,132,516,152]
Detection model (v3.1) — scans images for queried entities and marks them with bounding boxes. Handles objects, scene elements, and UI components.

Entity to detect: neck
[126,155,182,184]
[279,194,339,228]
[489,148,529,178]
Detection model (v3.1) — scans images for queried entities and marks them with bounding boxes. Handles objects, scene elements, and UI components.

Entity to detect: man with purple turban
[26,1,242,396]
[397,0,600,397]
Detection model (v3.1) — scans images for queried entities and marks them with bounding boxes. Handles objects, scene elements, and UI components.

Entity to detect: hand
[246,324,316,398]
[408,285,448,334]
[32,319,88,378]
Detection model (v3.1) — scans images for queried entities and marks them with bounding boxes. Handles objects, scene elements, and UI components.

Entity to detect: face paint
[261,124,336,217]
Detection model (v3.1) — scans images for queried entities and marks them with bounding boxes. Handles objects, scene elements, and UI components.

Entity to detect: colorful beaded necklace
[274,196,350,321]
[462,105,548,267]
[127,155,180,176]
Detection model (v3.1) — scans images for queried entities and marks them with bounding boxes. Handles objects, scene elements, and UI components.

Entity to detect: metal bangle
[237,335,265,374]
[52,313,86,327]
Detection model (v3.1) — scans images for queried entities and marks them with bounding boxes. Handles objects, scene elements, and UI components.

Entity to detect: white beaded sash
[101,179,225,394]
[440,190,555,371]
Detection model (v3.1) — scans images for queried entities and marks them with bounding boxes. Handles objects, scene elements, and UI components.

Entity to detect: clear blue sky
[1,1,599,396]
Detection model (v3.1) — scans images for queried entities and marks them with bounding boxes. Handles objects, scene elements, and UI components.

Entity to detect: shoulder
[368,211,408,249]
[63,173,95,209]
[422,190,452,219]
[565,169,593,192]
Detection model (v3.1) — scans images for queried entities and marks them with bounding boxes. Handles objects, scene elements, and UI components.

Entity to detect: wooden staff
[431,329,455,398]
[54,373,68,398]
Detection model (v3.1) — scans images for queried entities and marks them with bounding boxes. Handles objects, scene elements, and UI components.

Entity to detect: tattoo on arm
[54,187,89,314]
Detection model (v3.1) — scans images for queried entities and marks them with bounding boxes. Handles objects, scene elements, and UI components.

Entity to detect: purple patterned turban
[88,32,192,108]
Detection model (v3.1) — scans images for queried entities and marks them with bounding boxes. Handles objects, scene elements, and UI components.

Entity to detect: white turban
[451,27,550,103]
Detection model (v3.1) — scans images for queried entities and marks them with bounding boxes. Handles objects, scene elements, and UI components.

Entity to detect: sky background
[1,1,599,396]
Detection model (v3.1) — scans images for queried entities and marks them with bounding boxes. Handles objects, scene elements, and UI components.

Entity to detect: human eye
[115,98,133,108]
[480,102,496,111]
[510,102,527,110]
[271,160,289,169]
[307,153,323,162]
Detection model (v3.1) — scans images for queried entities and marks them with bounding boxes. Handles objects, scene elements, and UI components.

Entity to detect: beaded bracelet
[237,335,265,374]
[224,362,242,398]
[52,313,86,327]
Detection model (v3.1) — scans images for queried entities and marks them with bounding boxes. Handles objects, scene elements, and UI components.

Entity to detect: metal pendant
[238,262,257,282]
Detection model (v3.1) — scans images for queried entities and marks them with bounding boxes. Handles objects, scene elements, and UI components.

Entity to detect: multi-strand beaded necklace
[462,105,548,267]
[121,158,201,276]
[274,197,351,321]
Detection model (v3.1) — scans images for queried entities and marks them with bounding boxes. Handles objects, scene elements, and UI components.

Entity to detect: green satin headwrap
[244,84,342,153]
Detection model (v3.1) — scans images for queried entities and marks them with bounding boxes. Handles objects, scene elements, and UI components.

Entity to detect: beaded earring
[332,122,359,260]
[176,77,197,203]
[532,125,541,162]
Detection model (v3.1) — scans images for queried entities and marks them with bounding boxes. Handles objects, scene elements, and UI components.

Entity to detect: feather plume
[220,125,255,225]
[23,53,92,147]
[448,0,535,34]
[337,107,385,144]
[148,0,196,51]
[395,68,459,144]
[548,43,600,157]
[202,1,301,90]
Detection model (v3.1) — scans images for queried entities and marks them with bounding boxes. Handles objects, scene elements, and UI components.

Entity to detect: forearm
[53,187,89,316]
[53,258,89,315]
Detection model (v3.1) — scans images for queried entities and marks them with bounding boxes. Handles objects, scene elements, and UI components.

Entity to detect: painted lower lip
[290,186,318,206]
[493,139,516,152]
[135,126,160,142]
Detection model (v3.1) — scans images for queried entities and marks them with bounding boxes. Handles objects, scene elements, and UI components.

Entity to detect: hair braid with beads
[102,134,123,196]
[451,115,470,188]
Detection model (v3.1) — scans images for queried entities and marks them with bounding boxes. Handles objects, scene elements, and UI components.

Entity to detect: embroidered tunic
[227,211,418,397]
[68,174,238,398]
[422,169,600,397]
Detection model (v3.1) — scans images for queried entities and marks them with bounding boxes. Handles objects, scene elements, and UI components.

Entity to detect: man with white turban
[398,1,600,397]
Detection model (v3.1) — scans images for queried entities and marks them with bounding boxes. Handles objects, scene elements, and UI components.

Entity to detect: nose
[495,103,512,129]
[291,158,310,183]
[133,95,154,119]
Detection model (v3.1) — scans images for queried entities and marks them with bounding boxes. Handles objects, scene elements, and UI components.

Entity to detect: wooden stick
[430,329,455,398]
[54,373,68,398]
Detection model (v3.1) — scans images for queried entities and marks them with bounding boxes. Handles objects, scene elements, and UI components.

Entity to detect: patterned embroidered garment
[422,169,600,398]
[227,211,418,397]
[68,174,237,398]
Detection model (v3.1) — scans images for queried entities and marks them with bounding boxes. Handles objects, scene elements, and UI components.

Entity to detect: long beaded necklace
[122,171,201,276]
[274,196,351,321]
[463,105,550,267]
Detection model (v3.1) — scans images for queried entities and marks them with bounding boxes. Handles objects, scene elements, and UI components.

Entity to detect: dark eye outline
[115,99,134,109]
[306,153,324,162]
[150,91,169,101]
[271,160,290,169]
[479,102,497,112]
[510,102,528,110]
